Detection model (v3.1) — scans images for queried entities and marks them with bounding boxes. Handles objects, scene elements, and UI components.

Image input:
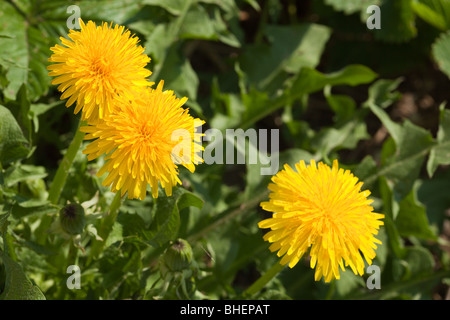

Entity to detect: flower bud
[59,203,86,235]
[160,239,193,276]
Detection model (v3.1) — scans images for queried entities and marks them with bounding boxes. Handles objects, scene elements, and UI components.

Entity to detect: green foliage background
[0,0,450,300]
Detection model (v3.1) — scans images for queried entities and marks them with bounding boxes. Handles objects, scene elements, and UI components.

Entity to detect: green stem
[48,120,86,205]
[243,261,285,297]
[87,191,123,265]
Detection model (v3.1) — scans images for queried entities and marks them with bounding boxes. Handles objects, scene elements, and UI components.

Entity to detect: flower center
[90,56,111,78]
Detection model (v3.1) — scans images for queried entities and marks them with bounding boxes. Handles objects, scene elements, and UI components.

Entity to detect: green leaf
[312,117,369,158]
[240,23,331,90]
[427,104,450,176]
[240,64,377,129]
[325,0,380,15]
[0,105,30,166]
[142,0,189,15]
[372,0,417,43]
[395,187,436,240]
[4,164,47,188]
[324,88,357,123]
[148,188,202,247]
[179,5,216,39]
[289,65,378,96]
[402,247,435,277]
[0,251,46,300]
[365,80,436,200]
[245,148,315,200]
[382,121,434,200]
[412,0,450,30]
[364,78,403,110]
[0,211,10,235]
[0,1,52,101]
[156,46,199,101]
[432,30,450,78]
[417,170,450,232]
[177,191,204,212]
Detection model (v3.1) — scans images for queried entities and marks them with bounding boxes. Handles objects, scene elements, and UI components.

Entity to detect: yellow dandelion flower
[80,81,204,200]
[258,159,384,283]
[47,19,152,123]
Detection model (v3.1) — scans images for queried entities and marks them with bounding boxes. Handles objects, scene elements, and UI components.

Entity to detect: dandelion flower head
[48,19,152,123]
[81,81,204,200]
[259,160,384,283]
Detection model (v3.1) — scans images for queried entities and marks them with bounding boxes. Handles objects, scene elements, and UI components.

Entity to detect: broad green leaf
[432,30,450,78]
[11,200,57,219]
[372,0,417,43]
[367,100,402,145]
[364,78,403,110]
[324,88,357,123]
[240,65,377,129]
[179,5,216,39]
[427,104,450,176]
[325,0,380,15]
[395,187,436,240]
[312,117,369,158]
[289,65,378,96]
[378,121,434,201]
[0,105,30,166]
[417,170,450,232]
[177,191,204,211]
[245,148,315,201]
[412,0,450,30]
[155,46,199,101]
[402,247,435,278]
[365,78,435,201]
[240,23,331,90]
[148,188,201,247]
[0,1,53,101]
[4,164,47,188]
[142,0,190,15]
[0,252,46,300]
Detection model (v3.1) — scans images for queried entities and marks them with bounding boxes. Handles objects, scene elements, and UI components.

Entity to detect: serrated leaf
[395,187,436,240]
[312,117,369,157]
[290,65,378,95]
[0,2,52,101]
[147,188,202,247]
[0,252,46,300]
[432,30,450,78]
[240,64,377,129]
[4,164,47,187]
[155,46,199,101]
[427,104,450,176]
[240,23,331,90]
[0,105,30,166]
[364,78,403,110]
[380,121,434,200]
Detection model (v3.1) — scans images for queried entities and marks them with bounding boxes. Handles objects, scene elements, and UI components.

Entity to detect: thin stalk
[87,191,123,265]
[243,261,285,297]
[48,119,86,205]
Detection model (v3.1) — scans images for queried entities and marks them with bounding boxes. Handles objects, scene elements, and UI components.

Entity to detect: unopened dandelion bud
[160,239,193,277]
[59,203,86,235]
